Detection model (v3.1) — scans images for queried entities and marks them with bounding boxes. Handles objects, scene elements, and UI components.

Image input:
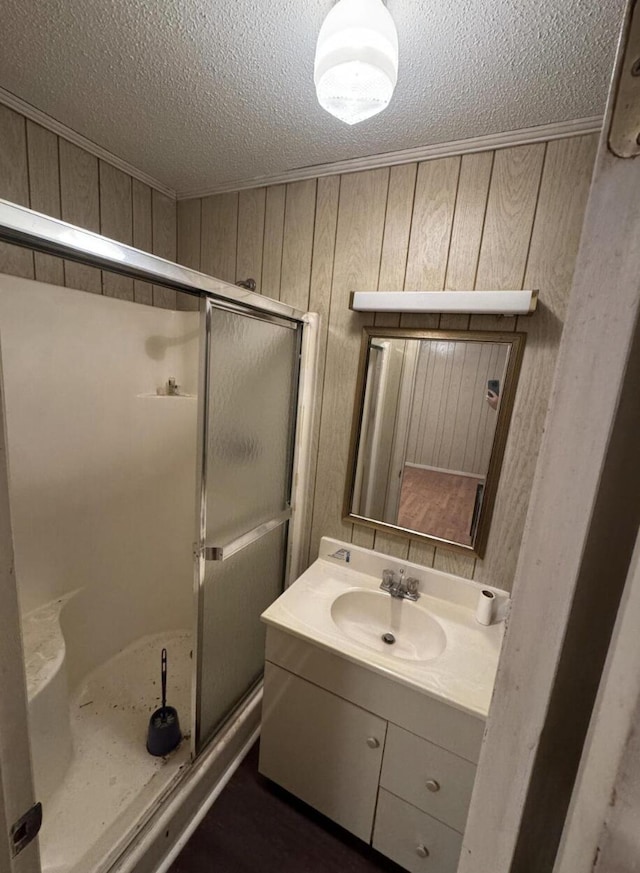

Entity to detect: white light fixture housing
[350,290,539,315]
[314,0,399,125]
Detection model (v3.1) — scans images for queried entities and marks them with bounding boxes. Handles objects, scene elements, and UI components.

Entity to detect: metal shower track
[0,199,305,323]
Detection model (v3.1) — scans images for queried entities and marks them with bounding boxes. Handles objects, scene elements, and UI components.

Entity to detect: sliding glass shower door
[194,298,302,751]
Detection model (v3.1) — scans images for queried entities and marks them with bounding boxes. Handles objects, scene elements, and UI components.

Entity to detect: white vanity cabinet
[259,627,485,873]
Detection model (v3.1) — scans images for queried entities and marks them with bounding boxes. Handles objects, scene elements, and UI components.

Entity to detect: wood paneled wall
[0,104,177,308]
[177,136,597,591]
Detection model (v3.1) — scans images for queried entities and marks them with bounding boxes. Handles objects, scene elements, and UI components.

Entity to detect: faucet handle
[406,577,420,597]
[381,568,396,587]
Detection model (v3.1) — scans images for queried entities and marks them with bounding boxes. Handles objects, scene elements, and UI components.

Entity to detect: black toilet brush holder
[146,648,182,757]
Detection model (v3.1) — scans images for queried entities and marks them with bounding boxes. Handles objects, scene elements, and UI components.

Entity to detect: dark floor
[169,742,404,873]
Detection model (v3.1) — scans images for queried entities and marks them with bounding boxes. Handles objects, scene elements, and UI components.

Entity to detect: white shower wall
[0,274,199,684]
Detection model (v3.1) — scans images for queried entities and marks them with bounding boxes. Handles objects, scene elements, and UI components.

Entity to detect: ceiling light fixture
[314,0,399,126]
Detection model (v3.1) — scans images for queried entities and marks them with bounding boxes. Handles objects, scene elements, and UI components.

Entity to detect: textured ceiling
[0,0,624,195]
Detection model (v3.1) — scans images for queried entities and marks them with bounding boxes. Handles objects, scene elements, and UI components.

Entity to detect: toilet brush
[146,648,182,756]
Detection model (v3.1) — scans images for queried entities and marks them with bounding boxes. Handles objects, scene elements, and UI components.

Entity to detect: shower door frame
[0,357,40,873]
[191,295,307,755]
[0,199,315,873]
[0,199,304,321]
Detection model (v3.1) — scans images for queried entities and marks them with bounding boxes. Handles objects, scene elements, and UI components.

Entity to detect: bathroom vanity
[259,538,509,873]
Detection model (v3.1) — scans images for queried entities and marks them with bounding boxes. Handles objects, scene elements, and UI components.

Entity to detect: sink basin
[330,590,446,662]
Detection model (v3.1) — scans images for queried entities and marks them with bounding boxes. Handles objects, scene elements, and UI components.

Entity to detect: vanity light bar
[350,290,538,315]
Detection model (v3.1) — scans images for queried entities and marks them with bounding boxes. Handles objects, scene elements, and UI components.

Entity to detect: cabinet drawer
[373,789,462,873]
[381,724,475,832]
[260,662,387,842]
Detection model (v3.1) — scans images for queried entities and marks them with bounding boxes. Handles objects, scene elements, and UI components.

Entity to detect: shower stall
[0,201,316,873]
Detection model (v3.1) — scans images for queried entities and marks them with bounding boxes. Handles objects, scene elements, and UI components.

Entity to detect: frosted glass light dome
[314,0,399,125]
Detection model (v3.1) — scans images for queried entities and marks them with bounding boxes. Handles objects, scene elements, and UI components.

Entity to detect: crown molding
[0,87,176,199]
[177,115,602,200]
[0,86,602,203]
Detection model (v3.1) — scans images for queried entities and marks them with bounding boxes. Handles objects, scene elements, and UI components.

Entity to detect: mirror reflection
[346,329,525,555]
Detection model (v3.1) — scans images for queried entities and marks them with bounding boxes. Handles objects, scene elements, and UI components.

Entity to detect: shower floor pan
[33,627,192,873]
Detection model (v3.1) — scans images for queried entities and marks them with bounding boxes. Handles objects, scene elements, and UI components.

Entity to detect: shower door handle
[197,508,292,562]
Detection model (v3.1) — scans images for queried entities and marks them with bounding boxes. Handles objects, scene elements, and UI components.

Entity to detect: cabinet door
[260,662,387,842]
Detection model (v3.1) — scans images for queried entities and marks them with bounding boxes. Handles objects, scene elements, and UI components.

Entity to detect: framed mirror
[344,328,526,557]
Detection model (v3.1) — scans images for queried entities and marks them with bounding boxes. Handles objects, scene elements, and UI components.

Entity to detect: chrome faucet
[380,568,420,601]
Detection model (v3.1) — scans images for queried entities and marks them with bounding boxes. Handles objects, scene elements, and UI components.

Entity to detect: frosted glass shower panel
[199,524,286,743]
[205,308,299,544]
[196,301,302,752]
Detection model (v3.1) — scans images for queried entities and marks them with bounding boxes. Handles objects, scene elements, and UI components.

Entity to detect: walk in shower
[0,201,312,873]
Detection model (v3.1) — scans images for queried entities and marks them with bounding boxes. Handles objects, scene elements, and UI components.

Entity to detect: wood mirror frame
[344,327,526,557]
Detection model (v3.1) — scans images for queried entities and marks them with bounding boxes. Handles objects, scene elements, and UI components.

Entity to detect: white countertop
[262,538,509,718]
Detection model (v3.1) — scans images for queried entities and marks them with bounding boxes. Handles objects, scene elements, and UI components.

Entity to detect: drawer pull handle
[366,736,380,749]
[425,779,441,792]
[416,844,430,858]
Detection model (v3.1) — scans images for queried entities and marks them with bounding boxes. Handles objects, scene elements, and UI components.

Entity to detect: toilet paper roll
[475,589,495,626]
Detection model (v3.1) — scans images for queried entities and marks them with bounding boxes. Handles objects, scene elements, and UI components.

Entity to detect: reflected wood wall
[178,135,597,591]
[0,104,177,308]
[405,340,509,477]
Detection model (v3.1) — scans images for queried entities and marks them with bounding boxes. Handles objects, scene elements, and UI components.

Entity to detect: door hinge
[609,1,640,157]
[10,802,42,857]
